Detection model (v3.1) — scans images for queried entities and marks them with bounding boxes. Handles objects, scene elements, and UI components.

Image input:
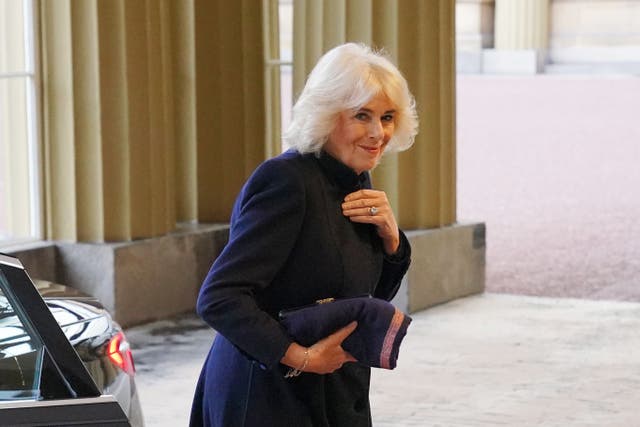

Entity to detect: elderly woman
[190,43,418,427]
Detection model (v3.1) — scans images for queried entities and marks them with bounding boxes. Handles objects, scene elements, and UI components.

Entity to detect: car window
[0,272,44,401]
[0,254,102,401]
[0,254,130,425]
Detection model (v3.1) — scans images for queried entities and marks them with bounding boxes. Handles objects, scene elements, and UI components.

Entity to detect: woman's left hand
[342,189,400,255]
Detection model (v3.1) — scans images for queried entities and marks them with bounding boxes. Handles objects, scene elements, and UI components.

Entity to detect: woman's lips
[359,145,380,155]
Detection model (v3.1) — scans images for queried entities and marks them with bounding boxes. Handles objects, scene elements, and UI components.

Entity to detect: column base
[8,224,229,327]
[482,49,546,74]
[392,223,486,314]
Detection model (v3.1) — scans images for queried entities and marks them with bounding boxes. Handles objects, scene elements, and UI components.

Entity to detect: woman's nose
[368,120,384,140]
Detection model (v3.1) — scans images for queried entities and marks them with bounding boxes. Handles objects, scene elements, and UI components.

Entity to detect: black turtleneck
[316,150,370,193]
[315,149,409,262]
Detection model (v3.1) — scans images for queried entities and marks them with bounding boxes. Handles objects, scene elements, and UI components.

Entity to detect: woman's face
[325,94,396,174]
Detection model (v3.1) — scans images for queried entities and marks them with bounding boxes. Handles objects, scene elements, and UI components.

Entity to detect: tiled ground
[369,294,640,427]
[128,294,640,426]
[457,75,640,301]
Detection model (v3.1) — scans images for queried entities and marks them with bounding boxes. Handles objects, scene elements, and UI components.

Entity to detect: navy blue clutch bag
[279,295,411,370]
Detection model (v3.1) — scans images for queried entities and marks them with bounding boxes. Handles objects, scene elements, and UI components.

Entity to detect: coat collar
[317,150,371,192]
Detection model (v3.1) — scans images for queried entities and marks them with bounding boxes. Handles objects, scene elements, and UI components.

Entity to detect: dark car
[0,253,144,426]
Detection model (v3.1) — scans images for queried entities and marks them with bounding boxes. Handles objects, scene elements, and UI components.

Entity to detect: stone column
[456,0,495,73]
[193,0,266,222]
[36,0,269,325]
[485,0,549,73]
[495,0,548,50]
[395,0,456,229]
[169,0,197,222]
[40,0,172,241]
[263,0,283,159]
[39,0,267,240]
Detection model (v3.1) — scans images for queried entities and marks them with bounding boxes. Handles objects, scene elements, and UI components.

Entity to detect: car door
[0,253,130,426]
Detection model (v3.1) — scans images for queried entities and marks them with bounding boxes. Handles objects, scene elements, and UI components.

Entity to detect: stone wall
[8,224,229,327]
[392,223,486,313]
[549,0,640,72]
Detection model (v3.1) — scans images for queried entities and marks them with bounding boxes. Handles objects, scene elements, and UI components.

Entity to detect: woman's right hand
[281,321,358,375]
[307,321,358,374]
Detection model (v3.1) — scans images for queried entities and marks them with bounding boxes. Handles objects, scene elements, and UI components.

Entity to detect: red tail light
[107,332,136,376]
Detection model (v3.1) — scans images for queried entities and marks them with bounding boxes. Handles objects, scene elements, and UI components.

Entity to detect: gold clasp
[315,297,335,305]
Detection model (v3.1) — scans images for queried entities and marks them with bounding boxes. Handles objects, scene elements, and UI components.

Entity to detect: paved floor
[458,75,640,301]
[369,294,640,427]
[127,294,640,426]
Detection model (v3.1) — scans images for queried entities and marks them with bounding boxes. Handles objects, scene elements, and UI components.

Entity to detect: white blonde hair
[283,43,418,155]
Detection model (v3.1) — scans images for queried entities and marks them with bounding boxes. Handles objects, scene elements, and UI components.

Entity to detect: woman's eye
[355,112,369,121]
[381,114,394,122]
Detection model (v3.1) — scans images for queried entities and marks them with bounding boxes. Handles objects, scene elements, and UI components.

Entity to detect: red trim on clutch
[380,308,404,369]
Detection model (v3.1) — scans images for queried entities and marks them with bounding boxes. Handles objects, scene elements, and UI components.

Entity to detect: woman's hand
[281,322,358,375]
[342,189,400,255]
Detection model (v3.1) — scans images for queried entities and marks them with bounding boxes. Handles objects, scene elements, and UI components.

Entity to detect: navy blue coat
[190,149,411,427]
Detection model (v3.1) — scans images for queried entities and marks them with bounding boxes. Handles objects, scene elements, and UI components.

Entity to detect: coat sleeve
[373,229,411,301]
[196,159,306,370]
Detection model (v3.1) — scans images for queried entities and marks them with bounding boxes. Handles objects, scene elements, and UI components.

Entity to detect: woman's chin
[353,160,378,174]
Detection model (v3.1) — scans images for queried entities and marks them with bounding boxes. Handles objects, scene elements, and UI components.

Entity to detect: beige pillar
[122,0,176,239]
[41,0,78,241]
[396,0,456,228]
[193,0,266,222]
[292,0,456,228]
[169,0,197,222]
[39,0,267,241]
[263,0,282,158]
[495,0,549,50]
[158,1,177,234]
[71,0,104,242]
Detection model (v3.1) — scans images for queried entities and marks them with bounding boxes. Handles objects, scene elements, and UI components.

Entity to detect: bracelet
[284,348,309,378]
